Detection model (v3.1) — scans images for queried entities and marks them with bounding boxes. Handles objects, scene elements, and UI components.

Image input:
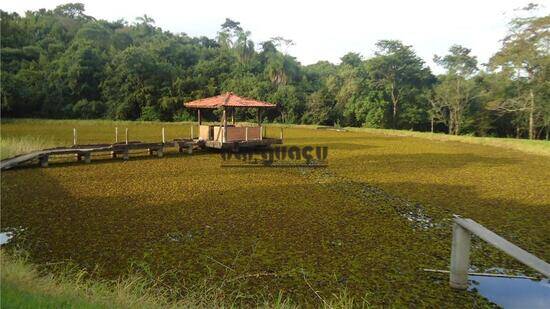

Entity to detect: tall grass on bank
[2,119,549,158]
[0,250,368,308]
[1,250,175,308]
[0,136,61,160]
[343,127,550,157]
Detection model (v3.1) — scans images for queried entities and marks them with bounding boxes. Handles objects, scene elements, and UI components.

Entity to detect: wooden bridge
[0,139,200,171]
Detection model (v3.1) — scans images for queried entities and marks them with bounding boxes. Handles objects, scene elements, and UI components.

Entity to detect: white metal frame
[450,215,550,289]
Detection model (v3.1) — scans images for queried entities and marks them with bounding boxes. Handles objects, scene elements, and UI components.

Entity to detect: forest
[1,3,549,139]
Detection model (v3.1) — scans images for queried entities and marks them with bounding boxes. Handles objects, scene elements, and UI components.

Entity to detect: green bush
[139,106,161,121]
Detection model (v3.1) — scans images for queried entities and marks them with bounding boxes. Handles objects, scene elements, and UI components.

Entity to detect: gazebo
[184,92,282,151]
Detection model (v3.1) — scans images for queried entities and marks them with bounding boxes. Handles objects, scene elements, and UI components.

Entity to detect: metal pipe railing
[450,215,550,289]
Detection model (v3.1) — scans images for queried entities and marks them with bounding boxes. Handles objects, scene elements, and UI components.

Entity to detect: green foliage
[486,5,549,139]
[138,105,160,121]
[71,99,106,119]
[0,3,548,139]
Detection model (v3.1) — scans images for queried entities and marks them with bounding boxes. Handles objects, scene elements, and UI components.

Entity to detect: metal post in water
[162,127,165,143]
[450,222,471,289]
[245,127,248,141]
[73,128,77,146]
[280,127,283,140]
[125,128,128,145]
[115,127,118,143]
[190,126,194,139]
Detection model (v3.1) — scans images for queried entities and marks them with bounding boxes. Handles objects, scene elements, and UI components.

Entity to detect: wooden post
[197,109,202,125]
[83,152,91,164]
[223,108,227,143]
[73,128,77,146]
[450,222,471,289]
[125,128,128,144]
[162,127,165,143]
[260,126,263,141]
[39,155,49,168]
[115,127,118,143]
[245,127,248,141]
[280,127,284,140]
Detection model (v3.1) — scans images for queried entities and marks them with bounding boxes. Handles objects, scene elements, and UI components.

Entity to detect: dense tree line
[1,3,548,139]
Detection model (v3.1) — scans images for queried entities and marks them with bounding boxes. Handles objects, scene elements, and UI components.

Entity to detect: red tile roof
[184,92,276,109]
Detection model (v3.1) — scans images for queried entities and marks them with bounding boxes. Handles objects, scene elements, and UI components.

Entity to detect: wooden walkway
[0,139,200,170]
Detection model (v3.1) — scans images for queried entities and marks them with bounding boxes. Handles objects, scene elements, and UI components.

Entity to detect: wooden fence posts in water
[39,155,49,168]
[82,152,91,164]
[449,215,550,289]
[111,127,119,158]
[157,128,164,158]
[31,126,198,168]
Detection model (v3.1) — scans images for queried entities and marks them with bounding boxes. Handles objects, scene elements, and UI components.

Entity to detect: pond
[470,275,550,309]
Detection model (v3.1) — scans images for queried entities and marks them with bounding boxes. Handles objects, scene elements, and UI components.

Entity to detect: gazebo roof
[184,92,276,109]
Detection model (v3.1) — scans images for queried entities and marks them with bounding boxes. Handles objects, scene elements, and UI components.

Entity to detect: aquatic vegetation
[1,119,549,306]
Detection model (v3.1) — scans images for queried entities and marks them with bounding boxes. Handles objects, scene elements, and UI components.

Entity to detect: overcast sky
[2,0,548,73]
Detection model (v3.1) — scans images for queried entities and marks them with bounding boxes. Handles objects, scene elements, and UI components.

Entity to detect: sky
[2,0,548,73]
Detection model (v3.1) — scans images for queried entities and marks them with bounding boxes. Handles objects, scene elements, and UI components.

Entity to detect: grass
[344,127,550,157]
[1,250,366,308]
[1,118,548,159]
[1,118,549,307]
[1,250,168,308]
[0,135,60,160]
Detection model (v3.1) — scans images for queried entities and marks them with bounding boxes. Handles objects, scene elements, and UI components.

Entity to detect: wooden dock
[204,137,282,151]
[0,139,200,171]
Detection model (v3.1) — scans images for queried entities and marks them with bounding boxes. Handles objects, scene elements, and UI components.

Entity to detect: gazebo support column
[197,109,202,125]
[222,108,227,143]
[257,108,262,140]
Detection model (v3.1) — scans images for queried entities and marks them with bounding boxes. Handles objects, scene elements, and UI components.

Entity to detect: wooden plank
[454,217,550,277]
[1,139,203,170]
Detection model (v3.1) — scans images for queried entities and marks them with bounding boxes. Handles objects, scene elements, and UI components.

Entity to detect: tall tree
[487,4,549,139]
[366,40,433,129]
[433,45,479,135]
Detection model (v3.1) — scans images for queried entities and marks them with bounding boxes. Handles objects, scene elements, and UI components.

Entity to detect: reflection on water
[470,275,550,308]
[0,232,13,245]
